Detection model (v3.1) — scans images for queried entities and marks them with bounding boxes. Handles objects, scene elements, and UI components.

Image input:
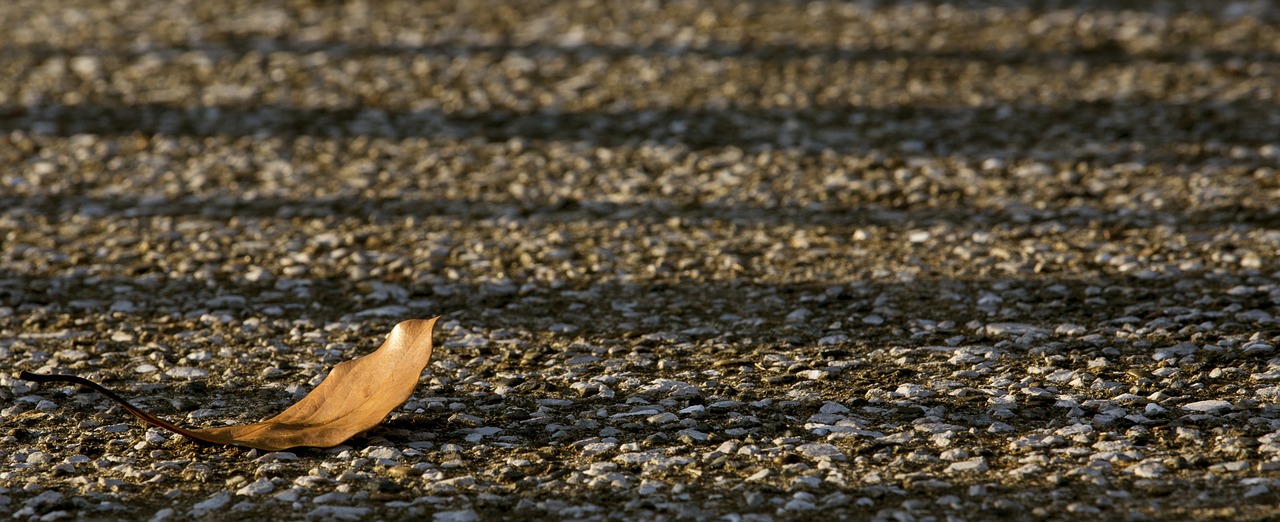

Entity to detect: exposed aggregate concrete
[2,1,1280,521]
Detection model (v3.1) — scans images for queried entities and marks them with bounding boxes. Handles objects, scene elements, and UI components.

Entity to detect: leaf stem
[18,370,219,446]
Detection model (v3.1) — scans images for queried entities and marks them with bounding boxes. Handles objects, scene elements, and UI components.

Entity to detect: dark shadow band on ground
[2,190,1278,234]
[4,268,1273,344]
[3,100,1277,157]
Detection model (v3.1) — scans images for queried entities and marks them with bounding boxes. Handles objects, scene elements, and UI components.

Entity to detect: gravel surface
[3,1,1280,520]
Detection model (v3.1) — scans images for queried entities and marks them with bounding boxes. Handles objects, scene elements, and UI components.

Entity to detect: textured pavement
[3,1,1280,521]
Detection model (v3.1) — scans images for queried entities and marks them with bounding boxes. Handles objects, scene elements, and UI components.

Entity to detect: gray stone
[985,323,1048,336]
[946,457,989,473]
[796,442,845,461]
[236,478,274,496]
[434,510,480,522]
[190,492,231,517]
[306,506,372,521]
[1181,400,1232,413]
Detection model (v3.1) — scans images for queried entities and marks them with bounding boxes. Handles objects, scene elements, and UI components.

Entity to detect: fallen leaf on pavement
[20,317,439,451]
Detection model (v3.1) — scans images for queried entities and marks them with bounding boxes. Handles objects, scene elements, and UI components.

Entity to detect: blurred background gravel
[2,1,1279,520]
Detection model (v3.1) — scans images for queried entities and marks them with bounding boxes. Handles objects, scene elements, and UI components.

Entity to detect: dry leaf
[20,317,439,451]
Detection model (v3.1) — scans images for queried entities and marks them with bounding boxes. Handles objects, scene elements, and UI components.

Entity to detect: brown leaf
[20,317,439,451]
